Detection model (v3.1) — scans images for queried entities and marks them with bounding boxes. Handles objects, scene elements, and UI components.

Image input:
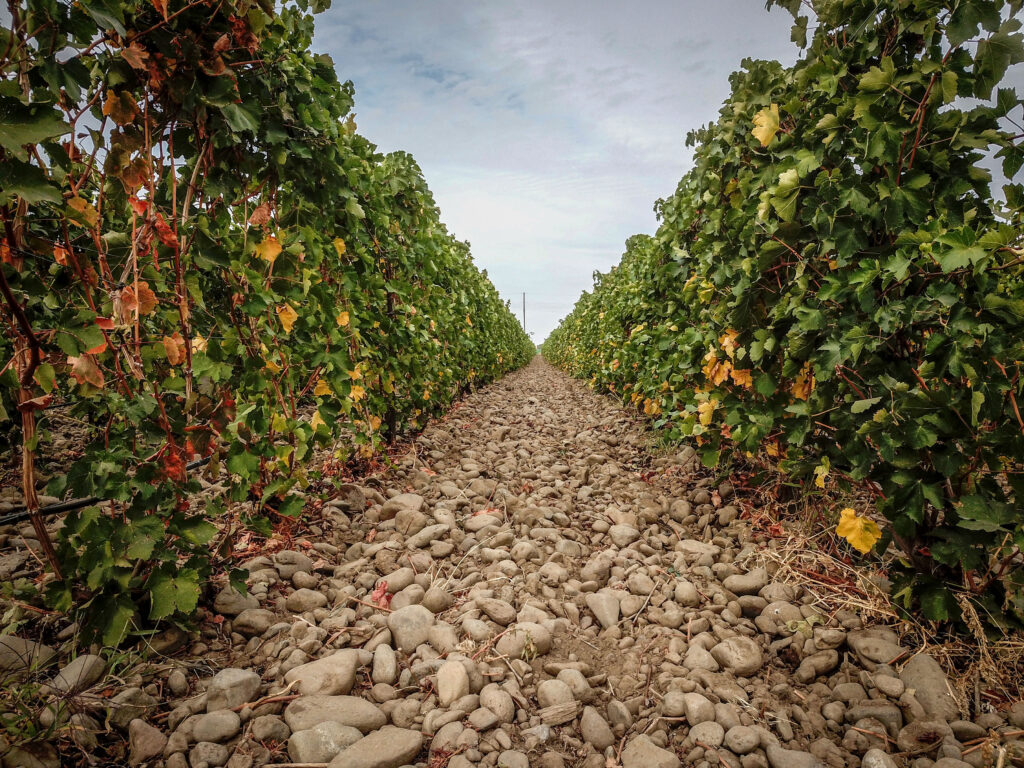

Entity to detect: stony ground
[2,358,1023,768]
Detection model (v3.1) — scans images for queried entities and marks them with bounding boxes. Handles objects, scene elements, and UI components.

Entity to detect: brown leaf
[151,0,168,20]
[17,394,53,413]
[163,332,186,365]
[248,202,272,228]
[154,212,177,248]
[68,354,105,389]
[121,42,150,70]
[102,90,139,126]
[121,281,158,320]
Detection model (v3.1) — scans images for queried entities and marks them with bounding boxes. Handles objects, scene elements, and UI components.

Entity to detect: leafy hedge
[0,0,533,642]
[544,0,1024,626]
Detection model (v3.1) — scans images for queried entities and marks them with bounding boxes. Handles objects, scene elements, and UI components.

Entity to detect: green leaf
[851,397,881,414]
[220,103,260,134]
[0,159,61,204]
[0,98,69,160]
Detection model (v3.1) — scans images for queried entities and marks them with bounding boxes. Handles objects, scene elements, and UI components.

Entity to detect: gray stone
[497,751,530,768]
[711,636,763,676]
[107,687,159,730]
[0,635,55,674]
[900,654,960,722]
[284,695,386,733]
[286,588,327,612]
[766,744,825,768]
[580,706,614,750]
[621,734,681,768]
[288,721,363,763]
[193,710,241,743]
[478,598,516,625]
[724,725,760,754]
[283,649,364,696]
[213,586,259,616]
[585,591,620,629]
[128,719,167,767]
[684,692,716,725]
[862,749,899,768]
[536,679,574,708]
[189,741,229,767]
[327,725,423,768]
[206,668,261,712]
[723,568,768,596]
[251,715,290,742]
[274,550,314,579]
[609,525,640,548]
[381,493,424,520]
[691,721,725,747]
[387,604,435,652]
[51,654,105,692]
[437,660,470,706]
[232,609,275,637]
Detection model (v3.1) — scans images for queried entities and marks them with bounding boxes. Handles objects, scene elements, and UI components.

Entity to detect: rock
[621,734,681,768]
[847,629,904,666]
[283,649,363,695]
[724,725,760,754]
[327,725,423,768]
[609,525,640,548]
[723,567,768,596]
[862,749,899,768]
[497,751,530,768]
[0,636,55,674]
[900,654,960,722]
[580,706,614,750]
[896,720,953,753]
[107,687,159,729]
[190,742,230,767]
[50,654,105,692]
[691,721,725,747]
[128,719,167,766]
[479,598,517,625]
[387,604,435,652]
[193,710,241,743]
[683,692,716,725]
[766,744,825,768]
[274,550,314,579]
[437,660,470,706]
[585,591,620,629]
[537,679,574,708]
[381,493,424,520]
[232,609,276,637]
[495,622,553,659]
[711,636,763,676]
[251,715,290,742]
[286,588,328,612]
[288,721,363,763]
[372,644,398,685]
[213,586,259,616]
[207,668,261,712]
[284,695,386,733]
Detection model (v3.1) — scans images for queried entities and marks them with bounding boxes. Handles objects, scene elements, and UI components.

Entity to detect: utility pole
[521,292,526,332]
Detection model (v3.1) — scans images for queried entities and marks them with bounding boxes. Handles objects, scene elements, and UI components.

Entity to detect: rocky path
[9,358,1023,768]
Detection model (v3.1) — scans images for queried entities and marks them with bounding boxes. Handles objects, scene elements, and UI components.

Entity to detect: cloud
[312,1,803,341]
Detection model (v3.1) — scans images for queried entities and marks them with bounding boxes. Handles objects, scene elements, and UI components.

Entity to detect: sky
[311,1,801,343]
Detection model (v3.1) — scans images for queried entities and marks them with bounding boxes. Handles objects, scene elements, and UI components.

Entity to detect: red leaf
[370,581,392,609]
[154,213,177,248]
[161,449,186,482]
[129,198,148,217]
[18,394,53,413]
[96,317,115,330]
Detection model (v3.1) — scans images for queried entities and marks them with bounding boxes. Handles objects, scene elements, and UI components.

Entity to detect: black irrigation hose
[0,455,213,528]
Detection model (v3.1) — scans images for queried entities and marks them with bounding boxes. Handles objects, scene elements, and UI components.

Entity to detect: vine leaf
[752,104,781,147]
[67,354,105,389]
[836,508,882,554]
[277,303,298,333]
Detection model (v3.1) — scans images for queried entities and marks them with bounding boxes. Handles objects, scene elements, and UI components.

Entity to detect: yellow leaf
[350,384,366,402]
[311,410,326,431]
[792,362,815,401]
[836,508,882,554]
[731,368,753,388]
[256,236,282,263]
[813,463,829,489]
[336,310,350,327]
[697,398,718,426]
[314,378,332,396]
[719,329,739,359]
[265,359,281,374]
[466,314,472,326]
[162,332,186,365]
[277,303,298,333]
[333,238,347,257]
[752,103,780,147]
[350,363,363,381]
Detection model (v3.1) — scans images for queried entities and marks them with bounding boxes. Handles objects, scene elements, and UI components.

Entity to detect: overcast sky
[311,3,801,342]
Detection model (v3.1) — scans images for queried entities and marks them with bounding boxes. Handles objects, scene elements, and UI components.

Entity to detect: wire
[0,454,213,527]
